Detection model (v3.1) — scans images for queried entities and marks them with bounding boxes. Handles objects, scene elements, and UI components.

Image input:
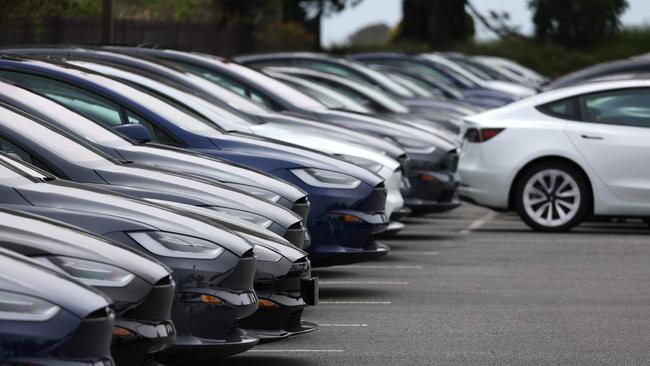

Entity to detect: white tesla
[459,79,650,231]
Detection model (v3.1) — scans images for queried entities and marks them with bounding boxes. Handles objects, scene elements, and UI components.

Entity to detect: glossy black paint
[0,248,115,365]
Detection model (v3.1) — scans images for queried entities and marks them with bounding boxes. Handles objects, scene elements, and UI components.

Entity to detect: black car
[0,208,175,365]
[0,97,308,249]
[0,247,115,365]
[0,154,260,362]
[0,53,391,265]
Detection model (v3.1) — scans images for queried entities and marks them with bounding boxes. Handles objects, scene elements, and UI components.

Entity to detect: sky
[321,0,650,46]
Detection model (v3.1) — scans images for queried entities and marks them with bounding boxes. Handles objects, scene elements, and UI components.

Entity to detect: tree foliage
[529,0,628,47]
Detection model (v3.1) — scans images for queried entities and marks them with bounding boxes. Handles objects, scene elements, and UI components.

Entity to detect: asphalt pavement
[217,203,650,365]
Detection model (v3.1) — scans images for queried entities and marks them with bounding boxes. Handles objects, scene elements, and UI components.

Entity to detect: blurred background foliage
[0,0,647,77]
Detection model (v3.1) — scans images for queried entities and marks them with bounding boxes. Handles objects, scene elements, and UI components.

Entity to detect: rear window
[537,98,579,120]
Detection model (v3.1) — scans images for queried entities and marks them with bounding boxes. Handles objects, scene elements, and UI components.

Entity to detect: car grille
[291,196,310,225]
[284,309,304,331]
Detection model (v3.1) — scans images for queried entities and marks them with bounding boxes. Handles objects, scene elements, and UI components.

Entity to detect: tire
[513,162,590,232]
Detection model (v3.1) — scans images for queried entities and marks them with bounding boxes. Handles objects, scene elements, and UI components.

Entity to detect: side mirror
[113,123,151,143]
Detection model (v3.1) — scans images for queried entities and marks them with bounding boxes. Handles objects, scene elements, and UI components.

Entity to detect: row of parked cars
[0,48,543,365]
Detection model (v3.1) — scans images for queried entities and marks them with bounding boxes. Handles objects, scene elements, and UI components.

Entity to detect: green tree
[529,0,628,47]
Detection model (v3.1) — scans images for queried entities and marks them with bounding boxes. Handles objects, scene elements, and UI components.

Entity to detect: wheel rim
[522,169,580,227]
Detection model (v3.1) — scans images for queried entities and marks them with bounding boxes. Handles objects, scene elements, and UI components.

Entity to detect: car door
[562,87,650,206]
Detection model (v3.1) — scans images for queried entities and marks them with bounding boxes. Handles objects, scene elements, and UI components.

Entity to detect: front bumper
[158,331,259,364]
[405,170,461,214]
[377,221,405,237]
[3,357,115,366]
[310,242,390,267]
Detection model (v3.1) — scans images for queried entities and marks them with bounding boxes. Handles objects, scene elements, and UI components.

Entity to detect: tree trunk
[399,0,467,50]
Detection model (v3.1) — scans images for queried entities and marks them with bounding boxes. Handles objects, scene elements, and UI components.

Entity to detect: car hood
[249,123,400,172]
[259,113,405,158]
[117,143,306,201]
[0,209,170,285]
[315,110,457,152]
[10,179,253,256]
[149,201,307,262]
[0,248,111,317]
[210,132,384,186]
[93,164,301,228]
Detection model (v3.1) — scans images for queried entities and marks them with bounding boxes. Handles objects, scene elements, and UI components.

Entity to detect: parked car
[0,247,115,365]
[544,55,650,90]
[0,208,175,365]
[0,153,260,362]
[347,53,518,104]
[0,96,308,249]
[61,58,408,228]
[0,55,390,265]
[0,77,312,227]
[459,79,650,231]
[262,66,469,136]
[118,48,460,215]
[472,55,548,86]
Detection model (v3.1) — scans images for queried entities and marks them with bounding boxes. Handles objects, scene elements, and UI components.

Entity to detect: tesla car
[60,58,408,227]
[472,55,547,86]
[262,66,470,135]
[0,247,115,365]
[459,78,650,231]
[0,78,312,229]
[0,55,390,265]
[0,208,175,365]
[0,153,260,362]
[114,48,460,214]
[347,53,518,103]
[0,97,308,249]
[544,55,650,90]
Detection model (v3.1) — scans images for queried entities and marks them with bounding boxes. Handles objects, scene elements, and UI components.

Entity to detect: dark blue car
[0,57,389,266]
[0,248,115,365]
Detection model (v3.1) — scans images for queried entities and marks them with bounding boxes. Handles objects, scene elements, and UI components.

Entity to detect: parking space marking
[249,349,344,353]
[319,300,392,304]
[330,265,423,269]
[459,211,497,234]
[395,251,439,255]
[320,281,408,285]
[319,323,369,327]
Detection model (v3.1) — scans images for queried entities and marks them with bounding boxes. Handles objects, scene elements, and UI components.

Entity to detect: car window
[0,70,124,129]
[126,110,182,146]
[578,89,650,127]
[537,98,579,120]
[0,137,57,175]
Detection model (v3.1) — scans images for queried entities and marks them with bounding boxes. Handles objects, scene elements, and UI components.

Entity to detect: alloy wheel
[522,169,581,227]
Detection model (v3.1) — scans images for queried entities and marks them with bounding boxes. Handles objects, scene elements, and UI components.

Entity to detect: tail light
[464,128,504,143]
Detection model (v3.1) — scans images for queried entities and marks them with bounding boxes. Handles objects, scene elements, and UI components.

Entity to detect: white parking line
[319,301,392,304]
[319,323,369,327]
[460,211,497,234]
[395,251,439,255]
[330,265,423,270]
[249,349,344,353]
[320,281,408,285]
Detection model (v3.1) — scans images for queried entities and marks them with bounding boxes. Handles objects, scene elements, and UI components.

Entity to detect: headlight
[335,154,383,173]
[253,245,283,262]
[40,256,134,288]
[0,290,60,322]
[386,137,436,154]
[224,183,281,203]
[208,207,273,228]
[128,232,225,259]
[291,168,361,189]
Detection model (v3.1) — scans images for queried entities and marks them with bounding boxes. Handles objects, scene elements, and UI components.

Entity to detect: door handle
[580,134,604,140]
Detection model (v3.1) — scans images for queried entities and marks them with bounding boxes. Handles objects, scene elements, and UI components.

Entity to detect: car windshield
[274,73,371,113]
[69,61,256,132]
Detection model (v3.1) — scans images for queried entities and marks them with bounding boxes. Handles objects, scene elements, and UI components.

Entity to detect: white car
[472,55,548,87]
[459,79,650,231]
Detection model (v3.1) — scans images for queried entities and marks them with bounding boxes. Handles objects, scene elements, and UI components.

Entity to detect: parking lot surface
[220,203,650,365]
